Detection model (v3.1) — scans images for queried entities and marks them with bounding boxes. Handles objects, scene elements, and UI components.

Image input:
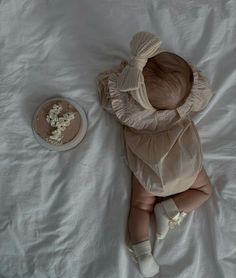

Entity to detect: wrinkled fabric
[1,1,236,278]
[117,32,162,110]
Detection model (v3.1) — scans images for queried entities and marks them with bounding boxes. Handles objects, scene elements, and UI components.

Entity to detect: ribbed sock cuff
[132,240,151,257]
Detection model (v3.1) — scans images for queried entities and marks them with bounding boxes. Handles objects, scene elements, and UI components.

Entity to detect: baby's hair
[143,52,193,110]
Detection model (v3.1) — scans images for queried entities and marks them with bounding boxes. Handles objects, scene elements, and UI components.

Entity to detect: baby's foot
[132,240,159,277]
[154,199,187,240]
[154,202,171,239]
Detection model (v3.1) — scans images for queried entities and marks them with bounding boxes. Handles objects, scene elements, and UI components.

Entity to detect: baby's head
[143,52,193,110]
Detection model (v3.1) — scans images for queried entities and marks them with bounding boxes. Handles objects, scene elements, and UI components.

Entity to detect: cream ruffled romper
[97,32,213,197]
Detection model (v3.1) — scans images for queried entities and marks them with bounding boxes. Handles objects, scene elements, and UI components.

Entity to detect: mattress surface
[0,1,236,277]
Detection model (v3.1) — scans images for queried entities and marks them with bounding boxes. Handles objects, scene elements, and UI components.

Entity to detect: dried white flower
[45,104,76,145]
[168,212,188,229]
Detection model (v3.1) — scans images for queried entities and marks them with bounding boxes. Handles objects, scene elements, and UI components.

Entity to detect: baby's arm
[191,69,213,112]
[96,61,128,115]
[97,70,115,114]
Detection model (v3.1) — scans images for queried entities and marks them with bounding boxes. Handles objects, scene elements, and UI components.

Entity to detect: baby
[97,32,213,277]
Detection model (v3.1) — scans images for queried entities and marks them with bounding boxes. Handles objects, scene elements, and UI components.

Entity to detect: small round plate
[32,97,87,151]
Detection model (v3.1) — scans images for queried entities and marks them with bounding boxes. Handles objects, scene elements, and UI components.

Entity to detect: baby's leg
[154,168,212,240]
[128,175,156,244]
[172,168,212,213]
[128,175,160,277]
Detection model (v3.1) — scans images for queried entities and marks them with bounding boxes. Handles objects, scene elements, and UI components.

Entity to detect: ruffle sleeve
[108,72,181,132]
[176,64,213,118]
[96,69,116,115]
[97,61,213,133]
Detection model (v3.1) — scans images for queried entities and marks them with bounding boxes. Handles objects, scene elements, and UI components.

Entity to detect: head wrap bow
[117,32,162,110]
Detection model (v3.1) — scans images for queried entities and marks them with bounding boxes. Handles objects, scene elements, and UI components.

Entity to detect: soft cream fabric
[97,32,213,197]
[117,32,162,110]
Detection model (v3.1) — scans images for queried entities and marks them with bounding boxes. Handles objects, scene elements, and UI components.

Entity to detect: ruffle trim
[108,72,180,132]
[106,62,213,131]
[176,63,213,117]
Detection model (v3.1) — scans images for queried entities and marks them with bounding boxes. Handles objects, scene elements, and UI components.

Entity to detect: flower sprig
[168,212,187,229]
[46,104,76,145]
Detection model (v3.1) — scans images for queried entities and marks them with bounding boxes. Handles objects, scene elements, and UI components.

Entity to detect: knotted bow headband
[117,32,163,110]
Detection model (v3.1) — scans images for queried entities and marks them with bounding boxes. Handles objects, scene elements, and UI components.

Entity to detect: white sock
[132,240,159,277]
[154,198,182,239]
[162,199,187,228]
[154,202,171,239]
[161,198,179,218]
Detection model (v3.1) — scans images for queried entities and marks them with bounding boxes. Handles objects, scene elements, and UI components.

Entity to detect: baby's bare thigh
[131,175,156,210]
[190,168,212,193]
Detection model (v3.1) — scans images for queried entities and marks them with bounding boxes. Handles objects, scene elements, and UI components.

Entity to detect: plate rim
[32,97,88,151]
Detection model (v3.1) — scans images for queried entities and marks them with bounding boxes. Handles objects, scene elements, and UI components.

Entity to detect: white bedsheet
[0,0,236,277]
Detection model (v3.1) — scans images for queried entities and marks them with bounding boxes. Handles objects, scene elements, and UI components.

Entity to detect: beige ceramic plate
[32,97,87,151]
